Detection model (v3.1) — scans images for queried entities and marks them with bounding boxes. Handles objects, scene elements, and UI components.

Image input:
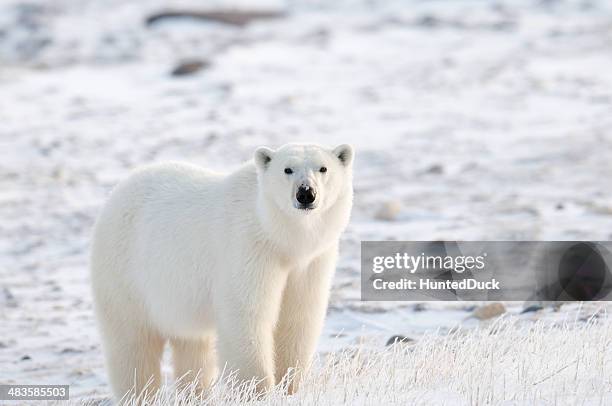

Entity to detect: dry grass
[76,313,612,405]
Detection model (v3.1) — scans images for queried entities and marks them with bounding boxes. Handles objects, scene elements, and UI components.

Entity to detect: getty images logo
[361,241,612,301]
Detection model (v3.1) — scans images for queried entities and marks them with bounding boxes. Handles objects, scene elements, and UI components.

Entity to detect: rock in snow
[472,303,506,320]
[386,335,414,346]
[146,9,286,27]
[375,200,402,221]
[171,59,210,77]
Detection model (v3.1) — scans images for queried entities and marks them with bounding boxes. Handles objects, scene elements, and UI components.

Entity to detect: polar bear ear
[333,144,354,167]
[254,146,275,171]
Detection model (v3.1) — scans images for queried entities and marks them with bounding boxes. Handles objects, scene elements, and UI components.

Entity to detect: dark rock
[2,287,18,308]
[413,303,427,312]
[21,355,31,361]
[16,36,52,59]
[417,15,439,27]
[60,347,83,354]
[300,27,330,46]
[521,304,544,314]
[386,335,414,346]
[492,20,516,31]
[423,164,444,175]
[171,59,210,77]
[146,9,285,27]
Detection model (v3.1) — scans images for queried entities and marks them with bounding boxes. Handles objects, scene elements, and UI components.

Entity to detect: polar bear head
[254,143,354,216]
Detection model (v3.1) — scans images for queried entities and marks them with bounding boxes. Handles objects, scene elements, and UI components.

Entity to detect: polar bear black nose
[296,185,316,205]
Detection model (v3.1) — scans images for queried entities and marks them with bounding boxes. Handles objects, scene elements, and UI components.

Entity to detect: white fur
[90,143,354,401]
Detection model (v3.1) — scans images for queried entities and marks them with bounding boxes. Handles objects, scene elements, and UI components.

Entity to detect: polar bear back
[91,161,258,337]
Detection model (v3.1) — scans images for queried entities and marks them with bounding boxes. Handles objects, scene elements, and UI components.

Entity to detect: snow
[57,316,612,405]
[2,0,612,403]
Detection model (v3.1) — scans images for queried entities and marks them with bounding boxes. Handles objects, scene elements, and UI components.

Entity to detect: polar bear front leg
[215,257,288,395]
[274,247,337,394]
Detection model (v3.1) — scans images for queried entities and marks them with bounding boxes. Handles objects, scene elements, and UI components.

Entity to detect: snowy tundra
[90,143,354,400]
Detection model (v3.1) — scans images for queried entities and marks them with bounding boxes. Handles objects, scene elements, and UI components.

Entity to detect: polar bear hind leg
[171,336,218,395]
[98,310,165,403]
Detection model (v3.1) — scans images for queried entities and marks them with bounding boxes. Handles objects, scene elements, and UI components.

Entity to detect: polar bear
[90,143,354,401]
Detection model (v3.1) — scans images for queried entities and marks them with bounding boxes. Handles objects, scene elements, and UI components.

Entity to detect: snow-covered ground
[2,0,612,403]
[50,316,612,405]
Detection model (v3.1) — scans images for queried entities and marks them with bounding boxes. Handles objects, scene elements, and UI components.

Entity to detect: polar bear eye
[319,167,327,173]
[284,168,293,175]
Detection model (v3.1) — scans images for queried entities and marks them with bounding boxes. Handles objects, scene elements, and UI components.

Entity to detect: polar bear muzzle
[295,184,316,210]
